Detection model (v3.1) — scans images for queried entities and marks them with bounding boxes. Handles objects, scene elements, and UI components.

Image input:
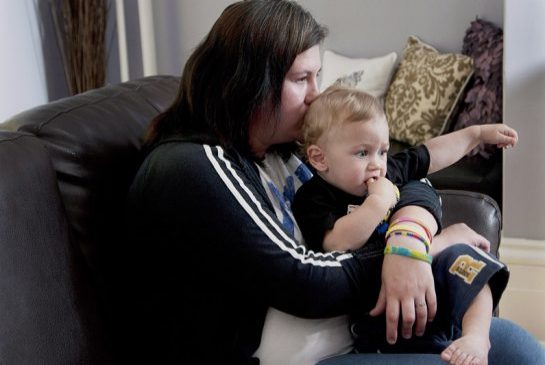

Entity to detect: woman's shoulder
[141,140,253,183]
[145,131,223,162]
[147,140,208,167]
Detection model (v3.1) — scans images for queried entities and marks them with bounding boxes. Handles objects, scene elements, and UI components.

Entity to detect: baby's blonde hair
[302,85,385,153]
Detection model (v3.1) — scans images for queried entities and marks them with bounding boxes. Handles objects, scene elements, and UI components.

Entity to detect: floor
[498,263,545,346]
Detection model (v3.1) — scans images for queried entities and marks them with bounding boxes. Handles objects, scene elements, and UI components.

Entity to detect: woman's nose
[305,79,320,104]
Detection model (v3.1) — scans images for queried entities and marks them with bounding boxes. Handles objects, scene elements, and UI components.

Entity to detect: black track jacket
[124,137,435,364]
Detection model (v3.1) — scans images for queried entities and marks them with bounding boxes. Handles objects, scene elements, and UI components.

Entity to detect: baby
[293,85,517,364]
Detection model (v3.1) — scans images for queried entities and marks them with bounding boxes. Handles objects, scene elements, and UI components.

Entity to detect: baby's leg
[441,285,492,365]
[431,244,509,365]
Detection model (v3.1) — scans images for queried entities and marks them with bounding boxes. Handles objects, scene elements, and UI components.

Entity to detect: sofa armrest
[438,189,502,257]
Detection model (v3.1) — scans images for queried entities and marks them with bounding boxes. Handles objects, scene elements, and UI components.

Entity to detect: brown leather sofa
[0,75,501,363]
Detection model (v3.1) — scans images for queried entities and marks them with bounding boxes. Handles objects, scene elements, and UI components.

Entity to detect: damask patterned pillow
[386,36,474,145]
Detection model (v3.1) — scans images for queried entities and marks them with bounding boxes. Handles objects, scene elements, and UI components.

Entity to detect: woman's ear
[307,145,327,172]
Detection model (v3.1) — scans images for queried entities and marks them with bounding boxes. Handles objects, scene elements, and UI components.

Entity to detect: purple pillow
[452,18,503,159]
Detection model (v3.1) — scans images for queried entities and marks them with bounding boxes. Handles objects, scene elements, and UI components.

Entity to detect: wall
[499,0,545,345]
[0,0,119,121]
[114,0,235,79]
[0,0,48,121]
[0,0,504,118]
[151,0,233,75]
[299,0,502,57]
[148,0,502,73]
[503,0,545,240]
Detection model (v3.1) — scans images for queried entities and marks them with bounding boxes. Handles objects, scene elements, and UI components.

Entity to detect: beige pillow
[320,50,397,98]
[386,36,473,145]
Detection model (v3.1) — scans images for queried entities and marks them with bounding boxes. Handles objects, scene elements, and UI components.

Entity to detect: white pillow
[254,307,353,365]
[320,50,398,98]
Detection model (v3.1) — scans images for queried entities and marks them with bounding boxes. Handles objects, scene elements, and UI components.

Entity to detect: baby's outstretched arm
[425,124,518,174]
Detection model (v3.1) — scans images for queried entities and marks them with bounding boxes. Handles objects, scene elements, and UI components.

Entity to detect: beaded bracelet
[384,245,433,264]
[390,216,433,242]
[385,230,431,253]
[385,223,431,253]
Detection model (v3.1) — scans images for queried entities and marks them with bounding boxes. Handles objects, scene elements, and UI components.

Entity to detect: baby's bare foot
[441,334,490,365]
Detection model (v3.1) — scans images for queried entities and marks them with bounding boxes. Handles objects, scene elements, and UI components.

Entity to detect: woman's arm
[133,143,371,318]
[424,124,518,174]
[370,213,491,344]
[370,205,438,344]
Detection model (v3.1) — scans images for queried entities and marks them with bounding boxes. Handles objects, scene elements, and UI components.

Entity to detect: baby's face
[319,115,389,196]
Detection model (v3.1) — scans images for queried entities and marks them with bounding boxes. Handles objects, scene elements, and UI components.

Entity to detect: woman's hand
[369,254,437,344]
[431,223,491,255]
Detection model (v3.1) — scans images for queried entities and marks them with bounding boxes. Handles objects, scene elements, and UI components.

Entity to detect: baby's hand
[367,177,398,208]
[479,124,518,148]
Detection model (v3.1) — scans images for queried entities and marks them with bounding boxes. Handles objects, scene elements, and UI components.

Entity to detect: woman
[124,1,545,364]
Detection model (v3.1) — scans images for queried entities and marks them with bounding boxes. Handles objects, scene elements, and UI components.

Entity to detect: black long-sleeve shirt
[293,145,441,252]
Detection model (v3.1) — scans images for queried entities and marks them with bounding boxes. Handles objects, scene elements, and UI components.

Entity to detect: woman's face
[250,45,321,156]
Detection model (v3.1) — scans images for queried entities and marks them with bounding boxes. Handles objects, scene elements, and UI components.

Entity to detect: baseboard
[499,236,545,266]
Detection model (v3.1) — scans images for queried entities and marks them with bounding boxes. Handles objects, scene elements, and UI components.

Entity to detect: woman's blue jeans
[316,318,545,364]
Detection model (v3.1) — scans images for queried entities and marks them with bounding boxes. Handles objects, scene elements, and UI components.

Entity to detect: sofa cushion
[320,50,397,99]
[386,36,473,145]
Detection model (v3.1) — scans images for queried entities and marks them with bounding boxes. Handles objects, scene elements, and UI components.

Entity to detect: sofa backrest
[3,75,179,280]
[1,75,180,361]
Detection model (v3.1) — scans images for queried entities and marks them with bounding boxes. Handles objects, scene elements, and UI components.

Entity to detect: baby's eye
[356,150,368,158]
[380,149,389,156]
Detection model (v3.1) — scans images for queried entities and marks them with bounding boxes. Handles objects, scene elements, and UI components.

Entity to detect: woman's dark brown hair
[145,0,327,157]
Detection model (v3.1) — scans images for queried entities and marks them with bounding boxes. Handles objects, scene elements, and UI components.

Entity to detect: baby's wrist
[366,193,392,214]
[470,124,482,141]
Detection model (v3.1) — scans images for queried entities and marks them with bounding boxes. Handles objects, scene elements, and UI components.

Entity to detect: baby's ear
[307,145,328,172]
